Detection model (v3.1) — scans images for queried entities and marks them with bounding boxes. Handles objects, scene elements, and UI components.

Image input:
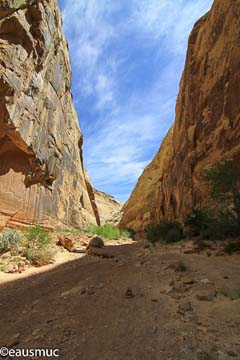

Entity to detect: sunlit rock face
[120,0,240,232]
[0,0,99,229]
[94,189,123,226]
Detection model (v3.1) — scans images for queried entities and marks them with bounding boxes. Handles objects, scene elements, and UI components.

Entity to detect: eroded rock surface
[94,189,122,226]
[0,0,99,229]
[120,0,240,231]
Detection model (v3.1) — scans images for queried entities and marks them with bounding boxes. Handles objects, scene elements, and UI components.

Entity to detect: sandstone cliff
[0,0,100,229]
[120,0,240,231]
[94,189,122,226]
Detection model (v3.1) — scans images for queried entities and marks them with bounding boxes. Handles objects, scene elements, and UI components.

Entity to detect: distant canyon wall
[120,0,240,231]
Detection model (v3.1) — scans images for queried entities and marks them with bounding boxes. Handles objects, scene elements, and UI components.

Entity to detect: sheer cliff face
[120,0,240,231]
[0,0,99,229]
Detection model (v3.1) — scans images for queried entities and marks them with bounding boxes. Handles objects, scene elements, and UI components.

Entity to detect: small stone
[72,248,86,253]
[87,287,95,295]
[183,278,195,285]
[32,299,39,306]
[58,236,74,251]
[61,290,70,298]
[183,249,199,254]
[125,288,134,298]
[32,328,41,337]
[200,278,211,284]
[197,326,208,333]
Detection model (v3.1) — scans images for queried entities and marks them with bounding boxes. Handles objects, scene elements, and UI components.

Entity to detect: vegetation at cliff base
[24,225,55,266]
[0,230,21,254]
[185,161,240,241]
[146,220,183,244]
[88,224,134,240]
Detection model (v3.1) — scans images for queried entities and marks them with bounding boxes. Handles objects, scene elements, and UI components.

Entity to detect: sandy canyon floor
[0,238,239,360]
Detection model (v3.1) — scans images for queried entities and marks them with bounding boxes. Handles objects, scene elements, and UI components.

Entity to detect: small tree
[201,161,240,222]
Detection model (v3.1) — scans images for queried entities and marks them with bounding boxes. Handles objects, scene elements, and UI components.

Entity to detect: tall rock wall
[120,0,240,231]
[0,0,99,229]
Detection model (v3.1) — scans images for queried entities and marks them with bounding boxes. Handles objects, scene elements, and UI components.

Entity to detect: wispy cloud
[59,0,213,201]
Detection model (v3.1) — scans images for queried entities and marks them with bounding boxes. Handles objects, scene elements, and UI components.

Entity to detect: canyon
[0,1,239,359]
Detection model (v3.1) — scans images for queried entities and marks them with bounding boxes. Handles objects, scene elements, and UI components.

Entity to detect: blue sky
[58,0,213,202]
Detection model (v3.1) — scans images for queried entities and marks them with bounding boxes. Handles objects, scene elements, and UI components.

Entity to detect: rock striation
[0,0,100,229]
[94,189,123,226]
[120,0,240,231]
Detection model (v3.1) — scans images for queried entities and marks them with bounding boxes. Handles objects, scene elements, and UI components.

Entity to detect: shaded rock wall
[120,0,240,231]
[0,0,99,229]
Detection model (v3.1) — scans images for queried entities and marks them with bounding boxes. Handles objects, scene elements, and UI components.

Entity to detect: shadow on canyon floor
[0,240,240,360]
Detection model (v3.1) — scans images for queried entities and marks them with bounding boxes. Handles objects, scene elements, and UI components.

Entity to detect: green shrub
[25,247,54,266]
[185,207,240,240]
[88,224,135,240]
[201,160,240,221]
[121,228,136,239]
[146,220,183,244]
[57,227,82,236]
[225,241,240,254]
[26,225,50,248]
[88,224,121,240]
[0,230,21,254]
[0,263,6,272]
[25,226,54,265]
[185,208,213,237]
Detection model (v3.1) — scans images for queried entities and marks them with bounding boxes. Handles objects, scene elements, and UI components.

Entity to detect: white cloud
[60,0,214,201]
[129,0,213,54]
[62,0,117,105]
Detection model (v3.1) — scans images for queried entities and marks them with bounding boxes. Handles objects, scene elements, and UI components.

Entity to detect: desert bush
[24,226,54,265]
[0,230,21,254]
[88,224,121,240]
[146,220,183,244]
[185,208,213,237]
[0,263,6,272]
[88,224,134,240]
[26,225,50,248]
[185,207,240,240]
[186,161,240,240]
[201,161,240,220]
[121,228,136,239]
[224,241,240,255]
[25,247,54,266]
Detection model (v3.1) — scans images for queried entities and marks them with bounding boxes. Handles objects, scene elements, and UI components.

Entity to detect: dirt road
[0,241,239,360]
